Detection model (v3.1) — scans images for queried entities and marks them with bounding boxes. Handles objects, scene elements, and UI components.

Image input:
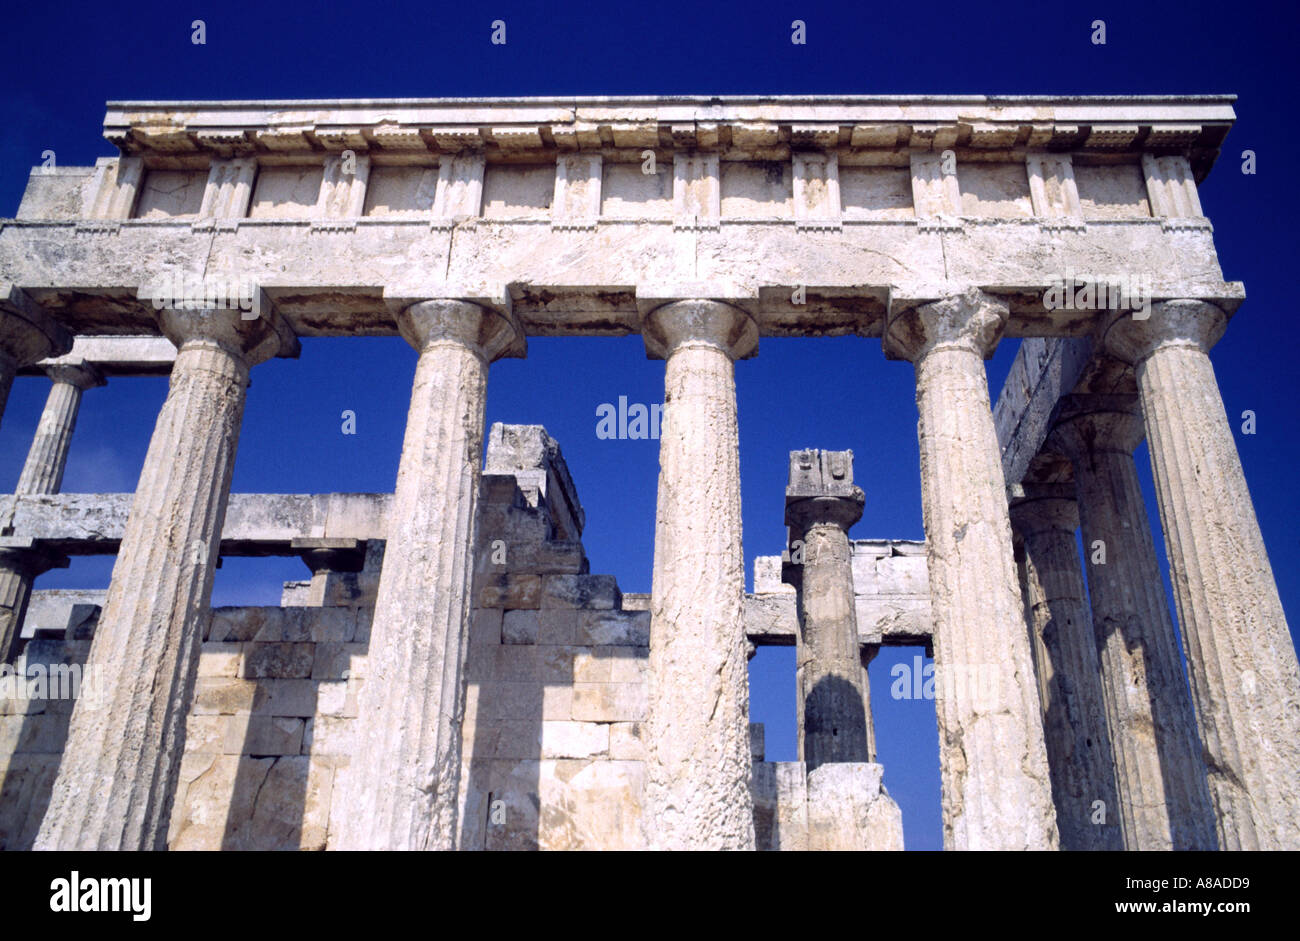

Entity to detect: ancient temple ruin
[1,95,1296,851]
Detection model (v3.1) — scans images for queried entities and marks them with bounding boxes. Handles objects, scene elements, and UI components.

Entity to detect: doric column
[35,301,296,850]
[641,298,757,850]
[1009,485,1122,851]
[0,540,68,663]
[1103,301,1300,850]
[783,448,871,771]
[15,362,104,492]
[0,286,72,428]
[332,297,524,851]
[0,362,101,662]
[860,646,878,762]
[1048,396,1217,849]
[884,288,1057,850]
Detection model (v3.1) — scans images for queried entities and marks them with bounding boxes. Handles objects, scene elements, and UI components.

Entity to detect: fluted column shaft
[0,350,15,428]
[36,303,291,850]
[16,364,102,493]
[0,365,105,661]
[331,299,523,851]
[642,299,757,850]
[795,520,871,768]
[1010,492,1122,850]
[1105,301,1300,850]
[886,289,1058,850]
[1049,400,1216,849]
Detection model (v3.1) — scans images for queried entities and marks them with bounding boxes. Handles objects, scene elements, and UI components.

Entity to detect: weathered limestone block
[168,753,334,850]
[1048,397,1216,849]
[641,298,758,850]
[806,762,904,851]
[577,609,649,646]
[331,296,524,851]
[1009,487,1122,850]
[1103,301,1300,850]
[750,760,903,851]
[884,289,1058,850]
[35,301,296,851]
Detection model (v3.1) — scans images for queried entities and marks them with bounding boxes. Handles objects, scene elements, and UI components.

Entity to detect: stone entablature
[4,95,1240,342]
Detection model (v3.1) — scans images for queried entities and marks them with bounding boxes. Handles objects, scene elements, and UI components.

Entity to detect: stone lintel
[0,492,391,556]
[3,277,1246,343]
[20,336,178,377]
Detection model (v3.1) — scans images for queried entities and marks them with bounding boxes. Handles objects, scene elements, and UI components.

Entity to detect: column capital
[884,288,1009,362]
[156,295,299,368]
[0,538,70,578]
[290,537,367,575]
[640,298,758,361]
[396,298,526,362]
[1047,394,1145,460]
[784,449,864,533]
[0,285,73,368]
[44,360,105,392]
[1100,299,1228,366]
[1008,483,1079,536]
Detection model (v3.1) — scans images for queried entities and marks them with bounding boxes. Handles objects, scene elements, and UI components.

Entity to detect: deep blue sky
[3,0,1296,850]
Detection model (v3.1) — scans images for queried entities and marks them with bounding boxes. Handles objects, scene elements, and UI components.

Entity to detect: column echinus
[0,285,72,428]
[35,296,298,851]
[1048,395,1216,850]
[884,288,1058,850]
[1009,486,1122,851]
[641,297,758,850]
[0,362,103,663]
[331,292,525,851]
[1103,301,1300,851]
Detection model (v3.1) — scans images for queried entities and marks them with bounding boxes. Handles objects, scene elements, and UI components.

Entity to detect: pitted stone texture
[1010,491,1122,851]
[1048,399,1216,849]
[332,299,521,851]
[36,312,289,850]
[642,299,756,850]
[890,290,1058,850]
[1104,301,1300,850]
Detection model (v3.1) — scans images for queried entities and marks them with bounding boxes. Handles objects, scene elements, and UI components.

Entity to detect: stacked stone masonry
[1,95,1297,851]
